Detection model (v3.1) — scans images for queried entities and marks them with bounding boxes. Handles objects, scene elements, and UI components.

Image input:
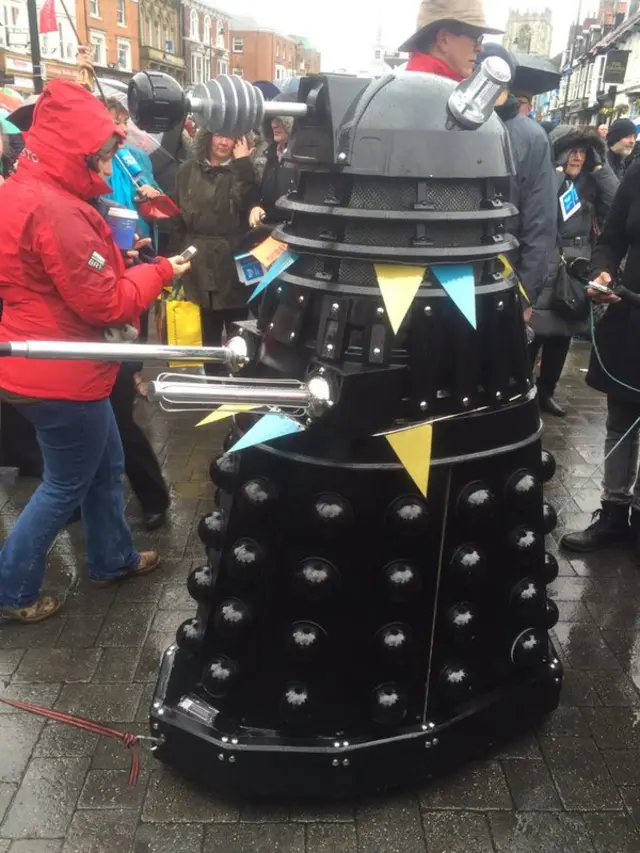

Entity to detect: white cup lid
[107,207,139,220]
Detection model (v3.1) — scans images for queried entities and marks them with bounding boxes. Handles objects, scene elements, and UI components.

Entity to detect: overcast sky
[227,0,598,71]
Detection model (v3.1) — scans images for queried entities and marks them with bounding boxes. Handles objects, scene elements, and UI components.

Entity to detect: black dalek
[139,61,562,796]
[6,60,562,796]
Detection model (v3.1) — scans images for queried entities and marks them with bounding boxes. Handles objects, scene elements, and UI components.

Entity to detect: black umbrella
[512,53,561,97]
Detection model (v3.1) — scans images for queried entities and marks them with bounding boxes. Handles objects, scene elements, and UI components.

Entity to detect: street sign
[604,50,630,85]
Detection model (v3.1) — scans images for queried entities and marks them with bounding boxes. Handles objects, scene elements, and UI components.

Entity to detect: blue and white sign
[235,252,265,287]
[559,182,581,222]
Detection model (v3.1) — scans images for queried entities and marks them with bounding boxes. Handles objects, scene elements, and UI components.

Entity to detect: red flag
[39,0,58,35]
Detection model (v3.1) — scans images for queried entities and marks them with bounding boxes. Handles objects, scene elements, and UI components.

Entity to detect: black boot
[561,502,631,553]
[538,393,567,417]
[630,510,640,561]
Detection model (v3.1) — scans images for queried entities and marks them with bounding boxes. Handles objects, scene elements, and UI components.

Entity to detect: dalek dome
[336,71,515,180]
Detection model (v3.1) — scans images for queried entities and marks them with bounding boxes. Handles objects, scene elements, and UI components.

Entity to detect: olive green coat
[173,131,258,310]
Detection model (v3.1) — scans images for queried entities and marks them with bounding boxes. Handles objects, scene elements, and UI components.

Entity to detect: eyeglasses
[447,23,484,46]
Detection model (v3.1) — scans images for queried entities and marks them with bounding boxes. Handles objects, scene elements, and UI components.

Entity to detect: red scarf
[406,53,464,82]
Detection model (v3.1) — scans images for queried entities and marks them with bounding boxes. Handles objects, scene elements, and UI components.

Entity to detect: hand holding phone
[587,272,621,304]
[179,246,198,262]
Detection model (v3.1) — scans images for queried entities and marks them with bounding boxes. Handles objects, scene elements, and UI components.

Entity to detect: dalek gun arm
[0,340,246,370]
[0,340,333,421]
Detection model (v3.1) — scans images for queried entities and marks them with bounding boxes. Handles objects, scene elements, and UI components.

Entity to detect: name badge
[559,183,581,221]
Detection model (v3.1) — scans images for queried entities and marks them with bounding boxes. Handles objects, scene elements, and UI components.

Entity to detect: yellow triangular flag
[386,423,433,497]
[196,404,257,427]
[374,264,426,334]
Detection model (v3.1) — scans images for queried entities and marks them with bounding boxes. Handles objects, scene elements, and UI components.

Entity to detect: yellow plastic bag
[164,297,203,369]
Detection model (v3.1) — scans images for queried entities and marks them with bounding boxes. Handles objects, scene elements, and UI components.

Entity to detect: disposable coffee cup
[106,207,138,251]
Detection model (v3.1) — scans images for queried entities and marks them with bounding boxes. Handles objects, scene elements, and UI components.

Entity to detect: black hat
[607,118,637,148]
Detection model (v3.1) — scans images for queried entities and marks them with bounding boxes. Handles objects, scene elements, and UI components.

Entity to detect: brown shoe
[89,551,161,588]
[0,594,62,624]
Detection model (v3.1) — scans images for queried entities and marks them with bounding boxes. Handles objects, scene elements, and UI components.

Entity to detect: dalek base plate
[149,644,563,798]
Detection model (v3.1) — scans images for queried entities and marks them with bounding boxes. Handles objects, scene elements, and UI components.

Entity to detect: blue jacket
[104,145,160,240]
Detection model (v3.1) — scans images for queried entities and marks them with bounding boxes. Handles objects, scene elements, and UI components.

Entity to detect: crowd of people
[2,0,640,623]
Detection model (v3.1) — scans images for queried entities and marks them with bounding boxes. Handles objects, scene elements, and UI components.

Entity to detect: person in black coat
[605,118,637,182]
[530,125,618,417]
[562,160,640,555]
[249,108,297,227]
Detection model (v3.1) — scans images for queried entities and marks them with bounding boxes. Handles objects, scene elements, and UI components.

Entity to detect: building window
[89,29,106,65]
[217,24,225,48]
[116,0,126,26]
[233,37,243,53]
[155,21,161,49]
[166,30,173,53]
[117,38,131,71]
[218,59,228,75]
[233,66,243,77]
[191,52,203,83]
[89,0,99,18]
[203,15,210,44]
[190,9,198,40]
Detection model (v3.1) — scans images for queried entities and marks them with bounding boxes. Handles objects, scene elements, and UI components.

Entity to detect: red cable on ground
[0,696,143,784]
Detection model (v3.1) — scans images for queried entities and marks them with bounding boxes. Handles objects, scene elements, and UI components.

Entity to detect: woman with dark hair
[530,125,618,416]
[0,80,190,623]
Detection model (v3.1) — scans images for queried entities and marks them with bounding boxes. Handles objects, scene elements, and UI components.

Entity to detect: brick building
[0,0,84,93]
[139,0,186,85]
[230,15,320,82]
[75,0,140,83]
[182,0,230,85]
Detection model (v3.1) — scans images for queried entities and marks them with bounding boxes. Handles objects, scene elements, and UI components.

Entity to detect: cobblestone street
[2,342,640,852]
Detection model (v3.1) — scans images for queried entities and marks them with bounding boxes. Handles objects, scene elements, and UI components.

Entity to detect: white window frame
[89,0,100,19]
[190,9,198,40]
[203,15,210,45]
[117,37,131,72]
[232,65,243,77]
[116,0,126,27]
[218,59,228,75]
[89,28,106,66]
[232,37,243,53]
[191,52,204,84]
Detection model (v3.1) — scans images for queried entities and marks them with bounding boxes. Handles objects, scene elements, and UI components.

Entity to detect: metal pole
[560,0,584,121]
[3,341,238,365]
[26,0,44,95]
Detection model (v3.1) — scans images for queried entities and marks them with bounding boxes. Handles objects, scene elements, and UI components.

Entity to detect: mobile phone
[587,282,612,295]
[180,246,198,262]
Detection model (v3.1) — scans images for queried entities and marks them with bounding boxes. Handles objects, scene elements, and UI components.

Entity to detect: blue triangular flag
[431,264,477,329]
[226,413,304,454]
[248,250,299,302]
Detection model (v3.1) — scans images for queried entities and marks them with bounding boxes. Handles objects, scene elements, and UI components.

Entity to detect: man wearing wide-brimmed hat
[399,0,502,81]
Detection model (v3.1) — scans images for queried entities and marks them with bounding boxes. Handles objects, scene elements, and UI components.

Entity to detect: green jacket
[173,133,258,310]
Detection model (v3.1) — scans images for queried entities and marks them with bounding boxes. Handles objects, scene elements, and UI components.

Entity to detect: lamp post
[25,0,44,94]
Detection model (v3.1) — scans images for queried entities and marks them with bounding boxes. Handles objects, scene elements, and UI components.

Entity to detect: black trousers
[1,369,169,514]
[110,367,169,514]
[200,306,248,377]
[529,336,572,398]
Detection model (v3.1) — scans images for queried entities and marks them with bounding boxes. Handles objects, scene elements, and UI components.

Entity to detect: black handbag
[551,255,590,322]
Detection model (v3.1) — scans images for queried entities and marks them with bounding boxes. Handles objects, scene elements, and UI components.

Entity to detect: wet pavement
[1,342,640,852]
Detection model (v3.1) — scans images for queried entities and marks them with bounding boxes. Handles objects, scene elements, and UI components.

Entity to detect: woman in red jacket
[0,80,189,624]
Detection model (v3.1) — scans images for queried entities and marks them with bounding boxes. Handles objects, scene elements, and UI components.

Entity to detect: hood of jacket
[496,94,520,123]
[261,99,295,143]
[548,125,605,164]
[20,79,119,200]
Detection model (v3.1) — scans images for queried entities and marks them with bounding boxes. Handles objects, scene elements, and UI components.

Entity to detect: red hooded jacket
[0,80,174,401]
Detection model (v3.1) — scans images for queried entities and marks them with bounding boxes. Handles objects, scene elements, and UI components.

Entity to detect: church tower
[503,8,553,57]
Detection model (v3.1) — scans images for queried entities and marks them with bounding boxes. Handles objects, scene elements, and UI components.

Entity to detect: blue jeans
[0,399,139,608]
